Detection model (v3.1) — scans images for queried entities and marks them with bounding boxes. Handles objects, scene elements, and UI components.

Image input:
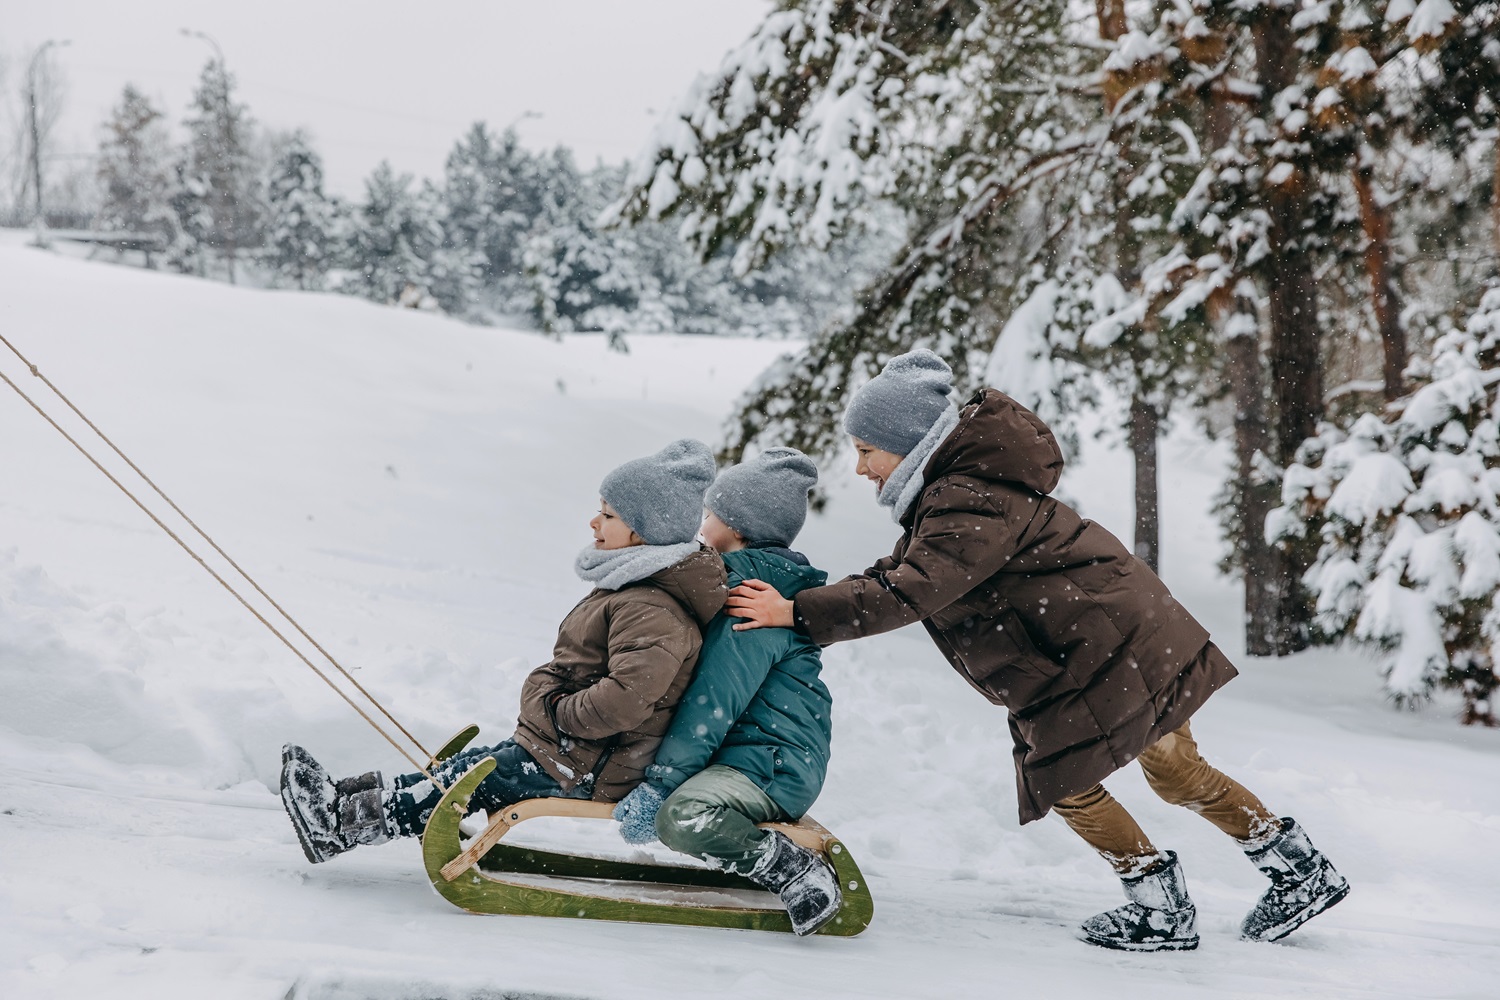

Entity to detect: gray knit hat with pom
[706,447,819,546]
[842,349,955,456]
[599,438,717,545]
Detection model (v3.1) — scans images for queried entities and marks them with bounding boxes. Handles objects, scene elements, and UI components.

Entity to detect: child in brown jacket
[280,439,726,863]
[727,350,1348,952]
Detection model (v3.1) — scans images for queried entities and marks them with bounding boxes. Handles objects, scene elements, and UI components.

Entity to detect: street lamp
[180,27,224,64]
[26,38,70,247]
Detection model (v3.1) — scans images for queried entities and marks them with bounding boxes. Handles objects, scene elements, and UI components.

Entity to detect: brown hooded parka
[794,389,1236,823]
[513,546,727,800]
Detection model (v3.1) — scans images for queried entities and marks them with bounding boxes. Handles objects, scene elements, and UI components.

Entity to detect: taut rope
[0,333,441,785]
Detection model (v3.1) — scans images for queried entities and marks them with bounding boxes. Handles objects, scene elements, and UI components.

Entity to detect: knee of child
[655,794,705,851]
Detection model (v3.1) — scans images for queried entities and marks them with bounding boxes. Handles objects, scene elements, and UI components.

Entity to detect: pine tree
[260,131,336,290]
[94,85,175,258]
[442,124,572,315]
[174,59,263,283]
[1271,287,1500,726]
[349,162,478,314]
[609,1,1109,463]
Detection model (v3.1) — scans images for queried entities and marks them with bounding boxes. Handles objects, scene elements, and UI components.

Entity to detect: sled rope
[0,337,440,785]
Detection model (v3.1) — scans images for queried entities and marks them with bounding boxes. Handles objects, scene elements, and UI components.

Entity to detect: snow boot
[1080,851,1199,952]
[1240,817,1349,942]
[279,744,389,863]
[281,744,342,863]
[745,831,843,936]
[335,770,392,847]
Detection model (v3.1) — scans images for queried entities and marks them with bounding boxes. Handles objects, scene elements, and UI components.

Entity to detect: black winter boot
[745,831,843,936]
[279,744,389,863]
[336,770,392,847]
[1240,817,1348,942]
[1080,851,1199,952]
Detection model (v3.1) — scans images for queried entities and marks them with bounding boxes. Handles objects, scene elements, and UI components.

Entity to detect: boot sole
[279,759,338,864]
[1245,881,1350,943]
[1081,930,1200,952]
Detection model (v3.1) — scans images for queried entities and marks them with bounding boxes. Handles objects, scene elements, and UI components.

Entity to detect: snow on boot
[1080,851,1199,952]
[280,744,343,864]
[1240,817,1349,942]
[335,770,392,847]
[745,831,843,936]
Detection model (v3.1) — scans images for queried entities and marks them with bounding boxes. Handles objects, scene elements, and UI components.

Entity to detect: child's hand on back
[727,579,796,630]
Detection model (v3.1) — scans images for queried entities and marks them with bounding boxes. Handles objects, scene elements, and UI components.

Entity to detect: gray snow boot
[1080,851,1199,952]
[1240,817,1349,942]
[279,744,389,863]
[746,831,843,936]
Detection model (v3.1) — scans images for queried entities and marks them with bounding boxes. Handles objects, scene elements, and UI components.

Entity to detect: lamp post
[179,27,224,64]
[180,29,237,282]
[26,38,70,248]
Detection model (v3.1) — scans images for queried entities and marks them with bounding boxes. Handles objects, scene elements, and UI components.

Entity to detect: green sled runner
[420,726,874,936]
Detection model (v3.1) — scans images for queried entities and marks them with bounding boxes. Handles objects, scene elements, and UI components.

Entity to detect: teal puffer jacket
[646,547,832,818]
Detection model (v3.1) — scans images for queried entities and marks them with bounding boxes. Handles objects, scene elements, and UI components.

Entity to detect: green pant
[655,764,788,875]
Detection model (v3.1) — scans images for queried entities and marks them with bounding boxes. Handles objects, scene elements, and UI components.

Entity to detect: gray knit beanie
[842,349,955,456]
[599,438,716,545]
[705,447,819,546]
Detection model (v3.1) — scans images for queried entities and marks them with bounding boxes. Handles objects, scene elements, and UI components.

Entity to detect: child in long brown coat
[728,350,1348,952]
[280,439,726,862]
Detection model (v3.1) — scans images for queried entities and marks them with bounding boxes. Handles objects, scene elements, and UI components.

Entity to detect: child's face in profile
[852,437,903,492]
[699,510,745,554]
[590,499,644,550]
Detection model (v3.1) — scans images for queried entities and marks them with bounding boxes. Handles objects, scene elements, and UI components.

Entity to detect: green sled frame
[419,725,874,936]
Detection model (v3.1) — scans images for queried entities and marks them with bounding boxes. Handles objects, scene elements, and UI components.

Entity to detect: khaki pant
[1051,722,1280,874]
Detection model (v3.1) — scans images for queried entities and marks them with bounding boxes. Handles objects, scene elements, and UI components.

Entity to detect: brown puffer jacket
[513,546,727,800]
[794,389,1235,824]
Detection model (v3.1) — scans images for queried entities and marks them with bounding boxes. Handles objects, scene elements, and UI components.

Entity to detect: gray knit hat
[706,447,819,546]
[842,349,955,456]
[599,438,716,545]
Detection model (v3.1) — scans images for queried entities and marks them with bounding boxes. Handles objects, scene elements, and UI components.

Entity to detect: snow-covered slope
[2,232,1497,999]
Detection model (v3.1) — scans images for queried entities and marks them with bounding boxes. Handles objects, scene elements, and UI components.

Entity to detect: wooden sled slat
[421,754,875,936]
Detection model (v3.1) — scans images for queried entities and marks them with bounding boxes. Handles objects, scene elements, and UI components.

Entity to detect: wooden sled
[419,728,874,936]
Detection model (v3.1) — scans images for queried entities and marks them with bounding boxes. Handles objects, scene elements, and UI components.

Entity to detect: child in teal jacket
[613,448,839,935]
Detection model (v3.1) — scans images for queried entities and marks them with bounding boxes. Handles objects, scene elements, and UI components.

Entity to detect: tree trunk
[1096,0,1127,40]
[1129,393,1161,572]
[1224,303,1280,655]
[1352,161,1405,401]
[1097,0,1163,573]
[1204,46,1280,654]
[1255,11,1322,655]
[1493,141,1500,261]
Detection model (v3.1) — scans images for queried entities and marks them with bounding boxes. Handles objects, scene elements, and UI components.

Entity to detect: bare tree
[9,42,69,236]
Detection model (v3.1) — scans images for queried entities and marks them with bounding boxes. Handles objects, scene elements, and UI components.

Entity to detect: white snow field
[2,230,1498,1000]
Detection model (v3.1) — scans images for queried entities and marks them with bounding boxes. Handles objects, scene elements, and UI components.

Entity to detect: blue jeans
[386,739,584,838]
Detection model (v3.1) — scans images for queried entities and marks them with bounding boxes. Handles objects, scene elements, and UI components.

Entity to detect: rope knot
[28,364,39,376]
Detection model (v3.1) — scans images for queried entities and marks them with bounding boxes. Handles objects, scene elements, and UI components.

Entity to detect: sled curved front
[421,756,873,935]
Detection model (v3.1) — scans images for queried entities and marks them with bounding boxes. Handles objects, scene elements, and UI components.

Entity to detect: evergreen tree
[442,123,571,315]
[174,59,263,283]
[1270,287,1500,726]
[94,85,175,255]
[349,162,478,313]
[610,1,1102,461]
[260,131,336,290]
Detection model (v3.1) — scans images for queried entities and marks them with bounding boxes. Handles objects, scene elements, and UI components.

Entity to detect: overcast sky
[4,0,770,197]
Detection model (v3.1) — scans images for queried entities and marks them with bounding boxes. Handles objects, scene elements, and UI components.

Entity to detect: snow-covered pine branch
[1270,288,1500,725]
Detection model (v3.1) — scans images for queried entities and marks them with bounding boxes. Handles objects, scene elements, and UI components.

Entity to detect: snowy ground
[2,232,1498,999]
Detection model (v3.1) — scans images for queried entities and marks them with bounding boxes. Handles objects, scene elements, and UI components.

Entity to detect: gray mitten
[613,782,666,845]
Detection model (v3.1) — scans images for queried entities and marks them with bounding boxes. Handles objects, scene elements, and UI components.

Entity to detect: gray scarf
[574,540,701,591]
[877,404,960,523]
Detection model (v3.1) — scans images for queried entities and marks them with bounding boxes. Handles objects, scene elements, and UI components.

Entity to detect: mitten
[612,782,666,845]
